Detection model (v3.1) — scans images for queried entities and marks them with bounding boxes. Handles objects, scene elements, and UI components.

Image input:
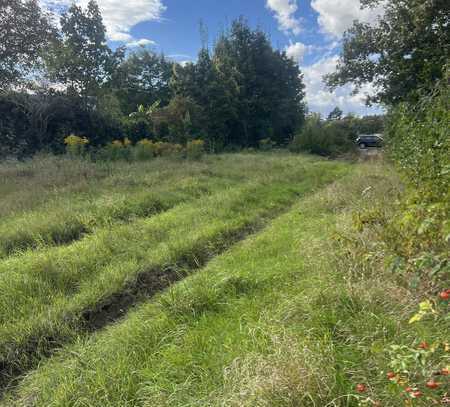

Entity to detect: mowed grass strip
[0,153,304,257]
[0,157,349,387]
[3,164,429,407]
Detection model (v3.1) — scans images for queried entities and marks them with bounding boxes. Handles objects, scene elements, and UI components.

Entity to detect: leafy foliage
[171,19,306,149]
[109,49,173,115]
[326,0,450,104]
[290,113,383,157]
[45,0,122,99]
[382,73,449,287]
[0,0,54,90]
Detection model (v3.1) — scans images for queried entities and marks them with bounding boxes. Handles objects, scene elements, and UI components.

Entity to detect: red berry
[387,371,396,379]
[356,383,366,393]
[412,391,422,398]
[405,387,413,392]
[439,291,449,300]
[418,341,429,349]
[426,380,440,389]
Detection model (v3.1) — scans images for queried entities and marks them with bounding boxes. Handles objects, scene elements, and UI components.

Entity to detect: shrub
[186,139,205,160]
[289,115,328,155]
[64,134,89,156]
[382,74,449,285]
[259,138,275,151]
[290,114,356,157]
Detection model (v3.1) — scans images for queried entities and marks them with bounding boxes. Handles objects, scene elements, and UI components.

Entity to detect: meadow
[0,152,447,406]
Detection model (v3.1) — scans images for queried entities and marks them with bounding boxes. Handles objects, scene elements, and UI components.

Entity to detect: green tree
[0,0,54,90]
[110,48,174,115]
[216,19,306,146]
[326,0,450,104]
[171,48,239,150]
[172,18,306,149]
[45,0,119,99]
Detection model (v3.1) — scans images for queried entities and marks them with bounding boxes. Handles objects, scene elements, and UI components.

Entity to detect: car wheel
[359,143,366,149]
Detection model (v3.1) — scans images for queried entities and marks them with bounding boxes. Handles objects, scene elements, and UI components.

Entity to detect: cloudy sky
[42,0,385,116]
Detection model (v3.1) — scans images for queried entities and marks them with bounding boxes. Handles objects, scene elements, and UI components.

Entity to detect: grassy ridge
[0,155,349,387]
[0,177,228,257]
[0,154,306,257]
[4,164,438,406]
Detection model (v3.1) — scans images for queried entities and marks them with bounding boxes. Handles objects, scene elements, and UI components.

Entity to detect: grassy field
[0,153,447,406]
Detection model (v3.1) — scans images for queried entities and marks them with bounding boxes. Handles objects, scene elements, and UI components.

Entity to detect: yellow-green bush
[102,138,133,161]
[64,134,89,156]
[186,139,205,160]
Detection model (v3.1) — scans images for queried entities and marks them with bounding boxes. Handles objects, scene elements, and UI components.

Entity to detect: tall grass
[0,153,315,257]
[4,164,442,406]
[0,153,349,387]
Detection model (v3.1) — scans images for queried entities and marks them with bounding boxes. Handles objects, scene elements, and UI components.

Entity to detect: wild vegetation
[0,0,448,405]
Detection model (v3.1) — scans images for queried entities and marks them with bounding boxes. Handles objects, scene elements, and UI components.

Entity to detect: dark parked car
[356,134,384,149]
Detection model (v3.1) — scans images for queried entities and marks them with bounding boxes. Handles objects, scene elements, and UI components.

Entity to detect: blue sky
[43,0,385,116]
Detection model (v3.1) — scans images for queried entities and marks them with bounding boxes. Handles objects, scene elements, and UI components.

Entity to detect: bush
[64,134,89,156]
[382,74,449,285]
[290,114,356,157]
[153,142,184,158]
[186,139,205,160]
[101,138,132,161]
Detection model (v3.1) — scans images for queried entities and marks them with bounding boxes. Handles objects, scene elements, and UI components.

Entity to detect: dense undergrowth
[345,76,450,405]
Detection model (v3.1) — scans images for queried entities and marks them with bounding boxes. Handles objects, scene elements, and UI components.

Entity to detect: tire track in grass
[0,177,231,259]
[0,161,350,395]
[0,153,317,258]
[2,166,366,407]
[0,186,290,394]
[0,196,294,396]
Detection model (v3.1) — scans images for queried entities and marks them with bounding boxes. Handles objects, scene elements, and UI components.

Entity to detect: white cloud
[266,0,301,35]
[127,38,156,48]
[41,0,166,42]
[311,0,384,38]
[285,42,313,63]
[302,55,382,116]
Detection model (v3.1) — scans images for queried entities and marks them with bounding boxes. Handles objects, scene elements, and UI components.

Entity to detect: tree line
[1,0,308,156]
[1,0,447,158]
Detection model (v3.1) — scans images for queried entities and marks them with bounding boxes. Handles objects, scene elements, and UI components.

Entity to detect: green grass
[4,162,443,407]
[0,153,314,257]
[0,153,350,386]
[1,154,446,406]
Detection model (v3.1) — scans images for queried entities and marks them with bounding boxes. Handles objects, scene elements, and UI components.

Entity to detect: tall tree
[172,48,239,150]
[0,0,54,90]
[45,0,118,99]
[110,48,174,115]
[214,19,306,146]
[172,18,306,148]
[326,0,450,105]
